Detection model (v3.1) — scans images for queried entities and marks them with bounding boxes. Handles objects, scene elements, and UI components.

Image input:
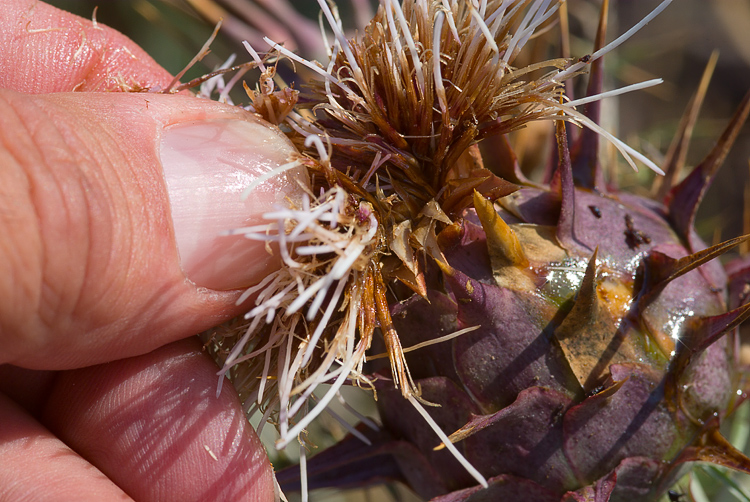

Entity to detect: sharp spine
[570,0,609,192]
[667,90,750,242]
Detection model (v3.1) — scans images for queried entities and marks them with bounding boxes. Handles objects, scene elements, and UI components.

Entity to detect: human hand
[0,1,302,499]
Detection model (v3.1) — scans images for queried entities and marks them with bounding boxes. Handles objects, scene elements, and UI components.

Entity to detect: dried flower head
[200,0,682,491]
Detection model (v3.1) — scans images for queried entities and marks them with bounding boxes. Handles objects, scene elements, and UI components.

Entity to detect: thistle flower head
[295,0,568,191]
[203,0,681,490]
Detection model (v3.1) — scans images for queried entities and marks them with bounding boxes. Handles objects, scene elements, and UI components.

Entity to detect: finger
[0,392,134,501]
[0,89,307,369]
[0,0,173,93]
[42,338,274,502]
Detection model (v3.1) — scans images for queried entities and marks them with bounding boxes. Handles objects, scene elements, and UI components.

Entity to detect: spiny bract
[200,0,750,501]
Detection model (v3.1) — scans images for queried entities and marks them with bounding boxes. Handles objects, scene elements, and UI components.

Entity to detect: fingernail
[160,118,306,290]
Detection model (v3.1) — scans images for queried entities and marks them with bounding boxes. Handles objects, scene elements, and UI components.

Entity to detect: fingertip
[42,338,275,502]
[0,0,174,93]
[1,89,302,369]
[160,117,309,291]
[0,392,134,501]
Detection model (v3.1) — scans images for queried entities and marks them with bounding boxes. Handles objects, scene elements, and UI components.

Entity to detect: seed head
[204,0,674,486]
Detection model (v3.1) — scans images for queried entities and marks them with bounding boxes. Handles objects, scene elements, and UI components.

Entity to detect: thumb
[0,89,306,370]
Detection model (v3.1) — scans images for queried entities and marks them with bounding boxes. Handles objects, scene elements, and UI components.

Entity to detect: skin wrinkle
[18,10,91,90]
[76,28,142,91]
[52,96,164,329]
[0,393,134,502]
[45,98,131,330]
[103,105,158,308]
[70,99,186,353]
[2,14,150,341]
[0,92,46,354]
[42,341,273,501]
[194,413,268,501]
[90,41,143,92]
[4,1,170,93]
[0,146,31,310]
[20,7,124,91]
[0,90,257,369]
[7,92,91,339]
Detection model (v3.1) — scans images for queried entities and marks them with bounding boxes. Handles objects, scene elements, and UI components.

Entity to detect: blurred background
[42,1,750,500]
